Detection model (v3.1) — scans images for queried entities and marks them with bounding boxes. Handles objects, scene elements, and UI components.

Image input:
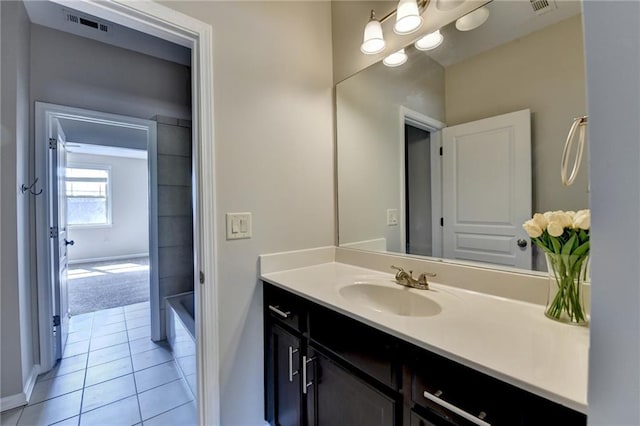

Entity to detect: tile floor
[1,302,196,426]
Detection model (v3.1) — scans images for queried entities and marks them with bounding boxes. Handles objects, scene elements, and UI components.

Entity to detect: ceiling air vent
[65,12,110,33]
[529,0,558,16]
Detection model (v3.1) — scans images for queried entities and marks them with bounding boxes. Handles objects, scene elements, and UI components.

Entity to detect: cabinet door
[306,347,396,426]
[410,409,452,426]
[268,323,302,426]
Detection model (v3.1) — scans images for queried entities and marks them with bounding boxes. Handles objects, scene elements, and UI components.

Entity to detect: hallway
[1,303,195,426]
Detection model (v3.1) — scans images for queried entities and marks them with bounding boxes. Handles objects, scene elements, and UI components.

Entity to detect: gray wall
[584,2,640,424]
[155,118,193,339]
[1,0,37,402]
[161,2,335,424]
[30,24,191,122]
[336,52,445,252]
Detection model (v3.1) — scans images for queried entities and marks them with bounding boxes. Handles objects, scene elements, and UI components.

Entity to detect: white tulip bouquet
[523,210,590,325]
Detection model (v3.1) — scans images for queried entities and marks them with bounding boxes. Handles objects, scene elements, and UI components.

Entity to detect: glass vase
[544,252,589,326]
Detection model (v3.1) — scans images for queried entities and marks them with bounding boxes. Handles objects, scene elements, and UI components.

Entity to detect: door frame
[37,1,219,424]
[35,102,159,365]
[398,106,445,257]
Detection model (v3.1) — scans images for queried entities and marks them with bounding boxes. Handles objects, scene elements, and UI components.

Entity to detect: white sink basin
[339,283,442,317]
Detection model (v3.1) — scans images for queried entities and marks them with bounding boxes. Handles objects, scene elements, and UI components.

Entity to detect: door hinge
[52,315,61,327]
[199,271,205,284]
[49,226,58,239]
[49,138,57,150]
[440,217,444,227]
[439,146,443,156]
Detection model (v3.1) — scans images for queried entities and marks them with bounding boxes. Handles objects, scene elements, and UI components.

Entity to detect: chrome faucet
[391,265,436,290]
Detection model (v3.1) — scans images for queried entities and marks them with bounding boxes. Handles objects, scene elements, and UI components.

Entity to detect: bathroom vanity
[260,249,588,426]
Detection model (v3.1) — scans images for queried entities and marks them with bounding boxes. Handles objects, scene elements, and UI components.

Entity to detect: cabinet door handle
[423,390,491,426]
[288,346,299,382]
[268,305,290,319]
[302,356,315,394]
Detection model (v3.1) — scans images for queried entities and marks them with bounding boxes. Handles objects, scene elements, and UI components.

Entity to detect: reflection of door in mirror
[442,109,532,269]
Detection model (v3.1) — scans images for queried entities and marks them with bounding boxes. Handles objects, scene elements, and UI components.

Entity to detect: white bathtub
[166,292,196,398]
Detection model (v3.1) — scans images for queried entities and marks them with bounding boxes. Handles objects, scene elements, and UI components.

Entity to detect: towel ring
[561,116,588,186]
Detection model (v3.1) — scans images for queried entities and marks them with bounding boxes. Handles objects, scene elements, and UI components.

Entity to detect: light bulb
[383,49,408,67]
[415,30,444,51]
[394,0,423,35]
[455,6,490,32]
[361,11,386,55]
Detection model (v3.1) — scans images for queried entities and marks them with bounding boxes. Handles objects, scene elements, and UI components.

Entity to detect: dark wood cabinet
[263,283,586,426]
[266,323,303,426]
[306,346,397,426]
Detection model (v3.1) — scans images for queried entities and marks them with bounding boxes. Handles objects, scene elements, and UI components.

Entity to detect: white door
[49,119,71,360]
[442,109,532,268]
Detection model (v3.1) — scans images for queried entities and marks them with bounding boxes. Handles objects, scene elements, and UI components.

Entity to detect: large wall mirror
[337,0,588,272]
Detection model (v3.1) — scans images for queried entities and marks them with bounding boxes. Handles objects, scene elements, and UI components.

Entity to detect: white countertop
[261,261,589,413]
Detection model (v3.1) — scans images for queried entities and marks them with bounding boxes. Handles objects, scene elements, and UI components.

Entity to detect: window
[66,167,111,226]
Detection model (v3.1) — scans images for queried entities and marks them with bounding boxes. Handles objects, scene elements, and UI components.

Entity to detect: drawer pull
[288,346,299,382]
[302,356,315,394]
[423,390,491,426]
[268,305,290,319]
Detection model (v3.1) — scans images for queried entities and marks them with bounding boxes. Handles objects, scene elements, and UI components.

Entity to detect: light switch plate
[387,209,399,226]
[226,212,252,240]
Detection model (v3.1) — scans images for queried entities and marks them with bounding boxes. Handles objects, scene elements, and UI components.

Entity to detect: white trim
[23,364,40,404]
[147,120,160,342]
[398,106,445,256]
[0,364,40,412]
[36,103,159,371]
[44,2,220,424]
[68,253,149,265]
[0,393,26,413]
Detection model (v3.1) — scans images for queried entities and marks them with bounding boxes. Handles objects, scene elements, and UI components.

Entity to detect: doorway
[21,1,217,423]
[31,104,197,424]
[66,144,151,317]
[399,107,444,259]
[405,124,434,257]
[35,103,161,366]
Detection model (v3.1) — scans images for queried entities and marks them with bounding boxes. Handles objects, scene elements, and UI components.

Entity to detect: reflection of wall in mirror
[446,14,588,215]
[337,54,445,252]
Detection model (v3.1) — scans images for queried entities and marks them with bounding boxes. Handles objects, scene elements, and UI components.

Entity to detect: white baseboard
[23,364,40,403]
[68,253,149,265]
[0,392,26,412]
[0,364,40,412]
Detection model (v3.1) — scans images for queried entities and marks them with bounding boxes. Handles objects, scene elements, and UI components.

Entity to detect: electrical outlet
[226,212,252,240]
[387,209,399,226]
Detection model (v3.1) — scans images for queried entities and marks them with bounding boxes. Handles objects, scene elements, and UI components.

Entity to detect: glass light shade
[455,6,490,31]
[394,0,423,35]
[383,49,408,67]
[361,18,386,54]
[415,30,444,51]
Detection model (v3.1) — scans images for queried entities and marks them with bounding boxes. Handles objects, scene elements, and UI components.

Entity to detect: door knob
[64,239,75,246]
[516,239,527,248]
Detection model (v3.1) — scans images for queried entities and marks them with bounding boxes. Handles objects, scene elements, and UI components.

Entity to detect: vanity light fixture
[383,48,408,67]
[360,0,428,55]
[360,10,386,54]
[415,29,444,51]
[455,6,490,31]
[394,0,423,35]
